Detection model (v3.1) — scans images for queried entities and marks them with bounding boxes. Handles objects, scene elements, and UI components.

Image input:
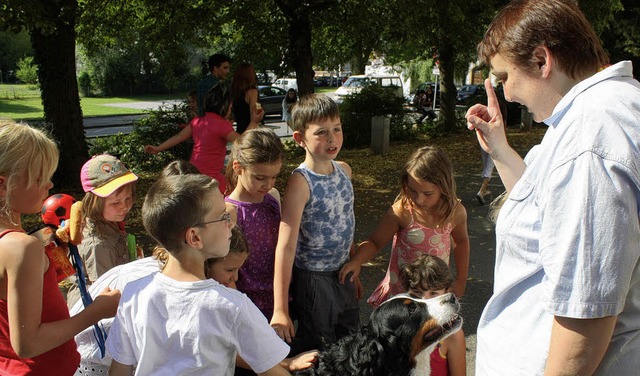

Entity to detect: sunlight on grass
[0,84,185,120]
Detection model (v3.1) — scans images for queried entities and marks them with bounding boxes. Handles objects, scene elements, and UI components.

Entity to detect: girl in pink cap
[66,154,138,309]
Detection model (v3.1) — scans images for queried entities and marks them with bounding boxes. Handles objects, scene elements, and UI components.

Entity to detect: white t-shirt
[106,272,289,375]
[476,61,640,375]
[70,257,161,365]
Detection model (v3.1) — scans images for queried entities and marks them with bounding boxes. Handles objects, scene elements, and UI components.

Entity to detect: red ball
[41,194,76,226]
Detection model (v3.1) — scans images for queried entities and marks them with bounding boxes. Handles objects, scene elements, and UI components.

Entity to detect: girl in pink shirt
[145,82,264,193]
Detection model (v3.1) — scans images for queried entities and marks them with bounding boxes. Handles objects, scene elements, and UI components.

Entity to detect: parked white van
[273,78,298,92]
[334,74,403,103]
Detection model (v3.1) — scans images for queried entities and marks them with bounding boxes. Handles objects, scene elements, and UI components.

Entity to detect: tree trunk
[30,0,88,189]
[438,47,458,133]
[288,11,314,97]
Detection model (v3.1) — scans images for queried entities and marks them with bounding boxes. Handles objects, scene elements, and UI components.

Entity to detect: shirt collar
[545,61,633,127]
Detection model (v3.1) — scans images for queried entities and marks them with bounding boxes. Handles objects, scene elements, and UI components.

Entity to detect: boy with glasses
[106,175,291,375]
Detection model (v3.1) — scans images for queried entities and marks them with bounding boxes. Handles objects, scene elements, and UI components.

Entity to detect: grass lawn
[0,84,184,121]
[315,86,338,94]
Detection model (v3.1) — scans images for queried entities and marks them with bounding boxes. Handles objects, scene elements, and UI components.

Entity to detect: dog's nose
[442,293,457,305]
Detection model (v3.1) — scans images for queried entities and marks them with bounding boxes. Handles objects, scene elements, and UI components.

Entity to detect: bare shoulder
[390,200,411,226]
[283,171,310,202]
[442,327,466,352]
[268,187,281,204]
[0,232,44,272]
[452,200,468,226]
[335,161,352,178]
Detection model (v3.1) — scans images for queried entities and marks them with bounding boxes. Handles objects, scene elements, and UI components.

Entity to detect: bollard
[371,116,390,155]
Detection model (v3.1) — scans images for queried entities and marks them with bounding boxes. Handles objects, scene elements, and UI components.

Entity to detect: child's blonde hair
[291,93,339,133]
[0,119,59,221]
[204,226,250,275]
[399,146,458,226]
[225,128,285,191]
[400,254,454,293]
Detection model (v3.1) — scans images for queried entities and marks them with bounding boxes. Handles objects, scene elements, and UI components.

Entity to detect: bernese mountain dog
[294,292,462,376]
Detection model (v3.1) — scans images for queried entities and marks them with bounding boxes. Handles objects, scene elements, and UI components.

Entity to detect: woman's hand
[465,79,509,157]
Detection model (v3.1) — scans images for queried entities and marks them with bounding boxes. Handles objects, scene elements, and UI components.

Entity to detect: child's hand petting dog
[282,350,318,372]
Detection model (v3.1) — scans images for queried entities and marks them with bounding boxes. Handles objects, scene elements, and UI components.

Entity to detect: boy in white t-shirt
[106,175,290,376]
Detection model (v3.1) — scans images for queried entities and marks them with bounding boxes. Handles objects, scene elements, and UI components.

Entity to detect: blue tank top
[293,161,354,271]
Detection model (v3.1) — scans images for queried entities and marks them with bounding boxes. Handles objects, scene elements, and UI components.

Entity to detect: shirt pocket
[496,177,537,236]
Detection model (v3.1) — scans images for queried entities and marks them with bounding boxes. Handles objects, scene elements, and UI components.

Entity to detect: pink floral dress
[367,207,453,307]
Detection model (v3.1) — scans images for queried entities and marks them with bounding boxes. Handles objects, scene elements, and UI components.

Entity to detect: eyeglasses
[195,212,231,227]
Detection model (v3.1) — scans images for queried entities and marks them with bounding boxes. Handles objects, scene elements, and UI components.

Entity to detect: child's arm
[257,365,291,376]
[5,234,119,358]
[108,360,134,376]
[246,88,264,130]
[450,203,470,298]
[446,329,467,376]
[271,172,309,343]
[144,125,192,154]
[279,349,318,371]
[339,203,402,283]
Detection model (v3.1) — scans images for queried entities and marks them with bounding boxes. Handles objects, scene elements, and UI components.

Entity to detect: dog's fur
[293,293,462,376]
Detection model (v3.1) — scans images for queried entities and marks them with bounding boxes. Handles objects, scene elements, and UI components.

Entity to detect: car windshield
[459,85,476,93]
[343,77,369,88]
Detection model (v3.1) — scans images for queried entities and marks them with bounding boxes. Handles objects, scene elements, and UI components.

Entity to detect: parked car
[456,84,487,105]
[273,78,298,92]
[258,85,287,116]
[334,75,403,103]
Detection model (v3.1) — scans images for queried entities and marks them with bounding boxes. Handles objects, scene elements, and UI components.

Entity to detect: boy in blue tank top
[271,94,360,355]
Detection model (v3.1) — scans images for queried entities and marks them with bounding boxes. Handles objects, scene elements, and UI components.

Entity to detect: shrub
[90,102,193,173]
[339,85,411,149]
[16,56,38,87]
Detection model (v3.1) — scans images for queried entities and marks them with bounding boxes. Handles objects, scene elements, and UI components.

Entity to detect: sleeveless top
[224,194,280,320]
[294,161,354,272]
[233,94,251,134]
[0,229,80,375]
[367,207,453,307]
[429,342,449,376]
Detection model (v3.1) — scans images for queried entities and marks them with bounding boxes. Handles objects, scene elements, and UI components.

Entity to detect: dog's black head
[294,293,462,376]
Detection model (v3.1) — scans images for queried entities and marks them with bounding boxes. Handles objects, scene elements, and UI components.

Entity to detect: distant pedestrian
[340,146,470,304]
[282,88,297,131]
[232,62,265,134]
[475,148,494,205]
[179,89,198,128]
[196,53,231,116]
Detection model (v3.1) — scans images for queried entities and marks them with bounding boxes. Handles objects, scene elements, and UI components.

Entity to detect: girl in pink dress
[339,146,470,306]
[224,128,285,320]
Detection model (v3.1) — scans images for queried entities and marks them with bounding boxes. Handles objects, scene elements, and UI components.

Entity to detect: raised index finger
[484,78,501,116]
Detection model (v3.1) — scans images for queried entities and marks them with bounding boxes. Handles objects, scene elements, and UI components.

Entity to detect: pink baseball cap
[81,154,138,197]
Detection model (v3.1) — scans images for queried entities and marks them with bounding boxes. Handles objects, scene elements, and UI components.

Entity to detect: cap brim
[91,172,138,198]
